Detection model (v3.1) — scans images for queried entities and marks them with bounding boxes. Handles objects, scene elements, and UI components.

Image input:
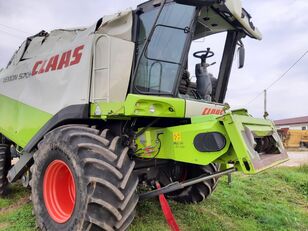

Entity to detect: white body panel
[185,100,224,117]
[91,35,135,103]
[0,30,94,114]
[0,11,134,115]
[225,0,262,40]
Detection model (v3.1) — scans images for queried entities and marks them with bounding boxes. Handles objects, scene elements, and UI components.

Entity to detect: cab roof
[160,0,262,40]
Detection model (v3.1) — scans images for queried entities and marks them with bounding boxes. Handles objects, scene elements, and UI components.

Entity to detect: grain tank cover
[4,9,133,69]
[95,10,133,41]
[0,9,134,119]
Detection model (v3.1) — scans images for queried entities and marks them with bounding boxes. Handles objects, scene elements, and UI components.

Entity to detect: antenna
[263,89,269,119]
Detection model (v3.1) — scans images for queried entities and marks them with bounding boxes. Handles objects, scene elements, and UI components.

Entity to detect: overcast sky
[0,0,307,120]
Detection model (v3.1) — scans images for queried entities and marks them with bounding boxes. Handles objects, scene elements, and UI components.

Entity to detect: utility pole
[263,89,269,119]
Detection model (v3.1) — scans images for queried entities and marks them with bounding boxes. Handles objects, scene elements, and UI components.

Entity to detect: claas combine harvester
[0,0,288,230]
[278,128,308,149]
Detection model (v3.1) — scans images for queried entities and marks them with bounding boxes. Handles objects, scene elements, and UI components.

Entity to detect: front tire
[160,163,219,204]
[31,125,139,231]
[0,144,10,196]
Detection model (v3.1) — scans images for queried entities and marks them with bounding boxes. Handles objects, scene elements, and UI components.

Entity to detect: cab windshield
[134,2,196,95]
[133,1,241,103]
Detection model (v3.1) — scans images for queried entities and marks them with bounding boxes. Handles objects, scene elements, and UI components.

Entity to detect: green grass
[0,185,35,231]
[1,166,307,231]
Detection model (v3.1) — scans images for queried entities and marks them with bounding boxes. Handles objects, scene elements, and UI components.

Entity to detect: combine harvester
[0,0,288,230]
[278,128,308,149]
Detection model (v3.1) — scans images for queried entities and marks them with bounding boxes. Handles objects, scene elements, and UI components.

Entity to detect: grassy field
[0,166,307,231]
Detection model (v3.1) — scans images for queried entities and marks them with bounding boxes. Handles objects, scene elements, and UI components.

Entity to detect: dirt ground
[280,151,308,167]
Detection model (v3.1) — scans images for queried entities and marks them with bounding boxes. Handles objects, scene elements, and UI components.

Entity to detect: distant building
[274,116,308,130]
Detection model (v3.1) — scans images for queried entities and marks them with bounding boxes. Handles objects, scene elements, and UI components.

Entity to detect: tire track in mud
[0,195,29,216]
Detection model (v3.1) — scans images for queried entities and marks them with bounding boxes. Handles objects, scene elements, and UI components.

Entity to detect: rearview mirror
[238,46,245,69]
[175,0,224,6]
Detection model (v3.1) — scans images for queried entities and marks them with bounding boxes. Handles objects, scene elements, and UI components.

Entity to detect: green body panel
[136,109,288,174]
[0,94,52,148]
[135,115,230,165]
[90,102,125,119]
[0,92,287,175]
[90,94,186,119]
[219,110,288,174]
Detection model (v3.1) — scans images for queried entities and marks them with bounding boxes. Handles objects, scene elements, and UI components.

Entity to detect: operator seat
[178,69,200,99]
[179,67,217,101]
[179,70,190,95]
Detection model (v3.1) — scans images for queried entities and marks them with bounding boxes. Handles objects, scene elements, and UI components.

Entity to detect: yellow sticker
[173,132,182,142]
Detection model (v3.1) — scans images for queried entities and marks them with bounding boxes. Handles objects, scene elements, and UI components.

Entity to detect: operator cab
[132,0,261,103]
[179,47,218,101]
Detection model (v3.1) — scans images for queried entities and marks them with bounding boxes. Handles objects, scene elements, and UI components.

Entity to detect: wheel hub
[43,160,76,223]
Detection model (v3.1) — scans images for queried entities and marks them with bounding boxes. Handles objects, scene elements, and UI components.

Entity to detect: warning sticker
[173,132,182,142]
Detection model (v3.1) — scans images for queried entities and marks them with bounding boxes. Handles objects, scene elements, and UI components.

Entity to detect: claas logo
[202,108,224,115]
[32,45,84,76]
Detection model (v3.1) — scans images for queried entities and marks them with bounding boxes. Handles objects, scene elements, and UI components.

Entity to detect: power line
[245,50,308,106]
[245,91,263,106]
[0,29,24,39]
[0,23,28,35]
[266,50,308,90]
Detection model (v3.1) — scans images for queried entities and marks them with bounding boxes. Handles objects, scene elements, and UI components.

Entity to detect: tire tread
[31,125,139,231]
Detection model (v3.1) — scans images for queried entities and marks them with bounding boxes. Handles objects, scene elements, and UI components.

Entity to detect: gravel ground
[280,151,308,167]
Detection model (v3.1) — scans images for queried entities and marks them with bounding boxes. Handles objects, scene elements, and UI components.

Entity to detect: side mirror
[238,46,245,69]
[175,0,224,7]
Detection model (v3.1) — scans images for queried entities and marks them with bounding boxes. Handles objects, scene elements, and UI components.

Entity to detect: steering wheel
[193,48,214,63]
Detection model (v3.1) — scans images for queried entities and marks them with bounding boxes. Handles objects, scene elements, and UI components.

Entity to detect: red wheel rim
[43,160,76,223]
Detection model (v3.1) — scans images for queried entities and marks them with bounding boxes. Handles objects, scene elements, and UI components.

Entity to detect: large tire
[31,125,139,231]
[161,163,219,204]
[0,144,10,196]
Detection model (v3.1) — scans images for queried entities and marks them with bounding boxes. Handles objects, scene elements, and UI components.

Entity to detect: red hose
[156,182,180,231]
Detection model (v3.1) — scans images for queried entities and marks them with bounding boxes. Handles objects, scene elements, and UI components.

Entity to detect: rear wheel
[160,163,219,204]
[31,125,139,231]
[0,144,10,196]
